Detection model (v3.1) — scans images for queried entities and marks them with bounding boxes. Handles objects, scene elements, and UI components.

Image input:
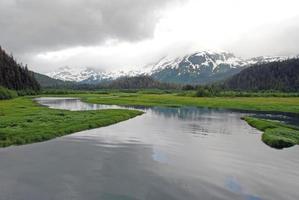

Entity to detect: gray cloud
[2,0,298,73]
[0,0,179,54]
[229,16,299,58]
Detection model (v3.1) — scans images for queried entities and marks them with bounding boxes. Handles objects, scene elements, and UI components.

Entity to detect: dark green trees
[224,59,299,92]
[0,46,40,92]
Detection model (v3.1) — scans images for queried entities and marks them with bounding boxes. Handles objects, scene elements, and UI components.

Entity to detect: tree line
[223,58,299,92]
[0,46,40,92]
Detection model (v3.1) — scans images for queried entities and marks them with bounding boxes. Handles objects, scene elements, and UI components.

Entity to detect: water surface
[0,97,298,200]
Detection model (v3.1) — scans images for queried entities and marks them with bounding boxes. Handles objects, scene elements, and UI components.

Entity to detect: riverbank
[68,93,299,114]
[0,97,143,147]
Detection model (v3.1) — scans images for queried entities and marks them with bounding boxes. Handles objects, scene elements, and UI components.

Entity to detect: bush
[0,86,18,100]
[17,89,39,96]
[195,87,212,97]
[182,84,195,90]
[195,85,221,97]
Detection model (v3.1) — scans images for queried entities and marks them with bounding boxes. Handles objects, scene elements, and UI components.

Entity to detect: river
[0,97,298,200]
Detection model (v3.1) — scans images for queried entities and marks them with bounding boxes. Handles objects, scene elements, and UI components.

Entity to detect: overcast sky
[1,0,299,73]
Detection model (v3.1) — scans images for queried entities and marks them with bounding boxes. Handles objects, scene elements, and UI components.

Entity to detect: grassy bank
[67,93,299,114]
[0,97,143,147]
[243,117,299,149]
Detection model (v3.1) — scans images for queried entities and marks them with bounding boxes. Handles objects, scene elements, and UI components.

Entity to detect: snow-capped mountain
[47,66,99,82]
[145,51,291,84]
[47,51,293,85]
[47,66,137,83]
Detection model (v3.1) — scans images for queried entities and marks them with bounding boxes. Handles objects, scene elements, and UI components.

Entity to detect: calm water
[0,97,298,200]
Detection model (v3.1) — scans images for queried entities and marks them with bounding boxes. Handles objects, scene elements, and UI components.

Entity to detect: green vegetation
[0,97,143,147]
[193,86,299,97]
[102,76,178,90]
[212,91,299,97]
[63,92,299,114]
[0,86,18,100]
[0,85,40,100]
[243,117,299,149]
[181,84,299,97]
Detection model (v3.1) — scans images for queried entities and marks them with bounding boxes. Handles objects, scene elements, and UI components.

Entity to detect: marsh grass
[243,117,299,149]
[0,97,143,147]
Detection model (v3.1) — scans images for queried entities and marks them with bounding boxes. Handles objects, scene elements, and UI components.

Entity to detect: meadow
[68,92,299,114]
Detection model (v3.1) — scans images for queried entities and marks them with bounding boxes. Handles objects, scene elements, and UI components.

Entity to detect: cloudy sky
[1,0,299,73]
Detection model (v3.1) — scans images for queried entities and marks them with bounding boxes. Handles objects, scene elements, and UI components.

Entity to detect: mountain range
[47,51,293,85]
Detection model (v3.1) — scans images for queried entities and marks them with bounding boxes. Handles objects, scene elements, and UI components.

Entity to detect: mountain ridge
[46,51,295,85]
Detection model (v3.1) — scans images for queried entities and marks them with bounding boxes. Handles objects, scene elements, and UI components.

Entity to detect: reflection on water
[35,97,127,111]
[252,113,299,127]
[225,177,261,200]
[0,97,298,200]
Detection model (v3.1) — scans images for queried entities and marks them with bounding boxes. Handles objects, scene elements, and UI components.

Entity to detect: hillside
[100,76,177,89]
[0,46,40,91]
[223,59,299,91]
[33,72,73,88]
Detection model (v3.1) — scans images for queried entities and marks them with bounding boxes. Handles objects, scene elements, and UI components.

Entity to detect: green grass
[243,117,299,149]
[62,93,299,114]
[0,97,143,147]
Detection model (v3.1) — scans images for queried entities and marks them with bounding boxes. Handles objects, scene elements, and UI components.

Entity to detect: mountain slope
[223,58,299,91]
[147,51,249,84]
[47,66,110,83]
[32,72,73,88]
[0,46,40,91]
[47,66,133,84]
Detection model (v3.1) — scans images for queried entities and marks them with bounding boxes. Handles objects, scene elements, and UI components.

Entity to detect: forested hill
[223,58,299,91]
[101,76,178,89]
[0,46,40,91]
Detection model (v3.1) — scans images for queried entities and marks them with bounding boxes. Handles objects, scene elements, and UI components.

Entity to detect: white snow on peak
[46,51,296,83]
[47,66,100,82]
